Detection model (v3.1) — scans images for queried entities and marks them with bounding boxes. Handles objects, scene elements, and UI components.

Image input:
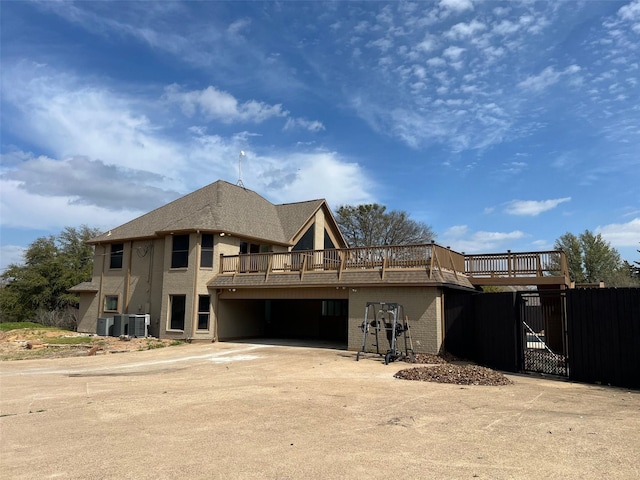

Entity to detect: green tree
[554,230,622,284]
[0,226,101,323]
[335,204,435,247]
[554,232,585,283]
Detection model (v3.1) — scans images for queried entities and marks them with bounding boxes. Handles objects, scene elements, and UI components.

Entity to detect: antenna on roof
[237,151,246,188]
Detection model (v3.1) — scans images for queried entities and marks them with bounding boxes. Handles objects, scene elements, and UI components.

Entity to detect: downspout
[124,241,133,313]
[190,233,200,339]
[147,242,154,313]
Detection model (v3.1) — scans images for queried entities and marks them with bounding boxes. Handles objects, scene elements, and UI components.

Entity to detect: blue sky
[1,0,639,271]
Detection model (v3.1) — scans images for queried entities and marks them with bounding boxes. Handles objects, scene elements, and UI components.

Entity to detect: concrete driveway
[1,341,639,479]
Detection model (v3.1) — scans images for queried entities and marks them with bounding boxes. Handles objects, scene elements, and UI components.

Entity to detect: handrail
[464,250,569,280]
[218,244,568,284]
[219,243,464,276]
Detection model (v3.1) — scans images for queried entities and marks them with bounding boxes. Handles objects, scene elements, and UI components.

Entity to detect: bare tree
[335,204,435,247]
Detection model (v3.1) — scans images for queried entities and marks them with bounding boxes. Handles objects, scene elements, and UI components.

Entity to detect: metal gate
[519,291,568,377]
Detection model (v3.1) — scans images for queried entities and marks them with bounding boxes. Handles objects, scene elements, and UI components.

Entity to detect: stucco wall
[127,240,155,315]
[76,292,100,333]
[348,286,442,355]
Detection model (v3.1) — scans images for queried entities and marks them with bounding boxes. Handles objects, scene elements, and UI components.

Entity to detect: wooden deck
[216,243,570,288]
[465,250,570,287]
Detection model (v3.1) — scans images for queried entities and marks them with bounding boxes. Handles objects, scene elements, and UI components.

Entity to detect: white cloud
[0,64,372,239]
[499,161,528,174]
[2,153,179,211]
[416,35,438,53]
[0,179,139,232]
[427,57,447,68]
[367,37,394,52]
[493,19,520,36]
[532,239,552,250]
[518,65,582,92]
[446,20,486,39]
[2,63,184,176]
[228,18,251,36]
[284,118,325,133]
[442,46,466,60]
[618,0,640,22]
[0,245,26,273]
[504,197,571,216]
[596,217,640,247]
[441,225,527,253]
[439,0,474,13]
[248,151,376,207]
[164,84,288,123]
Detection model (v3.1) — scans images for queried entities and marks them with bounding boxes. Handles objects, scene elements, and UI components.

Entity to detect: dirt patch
[0,328,182,361]
[394,363,513,386]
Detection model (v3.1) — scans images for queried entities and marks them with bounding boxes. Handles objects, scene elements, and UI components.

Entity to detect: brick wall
[348,286,442,355]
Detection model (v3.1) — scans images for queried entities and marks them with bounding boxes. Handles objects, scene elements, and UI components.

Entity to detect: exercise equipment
[356,302,415,364]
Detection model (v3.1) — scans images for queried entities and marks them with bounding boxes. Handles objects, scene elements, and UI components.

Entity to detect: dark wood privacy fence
[566,288,640,389]
[444,291,521,373]
[444,288,640,389]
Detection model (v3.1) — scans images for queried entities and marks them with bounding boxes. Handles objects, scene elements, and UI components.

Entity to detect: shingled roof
[88,180,338,246]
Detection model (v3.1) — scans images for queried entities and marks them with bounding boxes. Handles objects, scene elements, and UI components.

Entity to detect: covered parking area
[214,287,349,346]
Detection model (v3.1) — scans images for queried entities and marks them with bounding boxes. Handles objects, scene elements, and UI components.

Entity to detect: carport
[215,287,348,346]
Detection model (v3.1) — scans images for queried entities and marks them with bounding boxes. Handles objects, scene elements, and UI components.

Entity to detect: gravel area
[394,363,513,386]
[403,353,448,364]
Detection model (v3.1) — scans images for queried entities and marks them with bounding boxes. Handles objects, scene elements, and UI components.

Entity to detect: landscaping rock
[395,364,512,386]
[404,353,448,364]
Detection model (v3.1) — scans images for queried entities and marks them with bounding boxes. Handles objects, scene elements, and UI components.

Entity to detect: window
[169,295,186,330]
[293,225,314,251]
[197,295,210,330]
[110,243,124,269]
[171,234,189,268]
[324,229,336,249]
[322,300,345,317]
[200,234,214,268]
[239,242,266,271]
[239,242,261,254]
[104,295,119,312]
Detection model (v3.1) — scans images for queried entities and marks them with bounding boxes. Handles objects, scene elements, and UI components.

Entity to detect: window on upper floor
[324,229,336,249]
[110,243,124,269]
[293,225,314,251]
[238,242,271,272]
[171,234,189,268]
[239,242,261,254]
[200,234,214,268]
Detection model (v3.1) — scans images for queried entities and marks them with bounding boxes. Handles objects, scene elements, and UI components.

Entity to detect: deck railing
[218,244,569,285]
[219,243,464,278]
[464,250,569,280]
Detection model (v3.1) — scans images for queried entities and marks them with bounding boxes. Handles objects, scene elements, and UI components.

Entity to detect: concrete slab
[1,342,639,479]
